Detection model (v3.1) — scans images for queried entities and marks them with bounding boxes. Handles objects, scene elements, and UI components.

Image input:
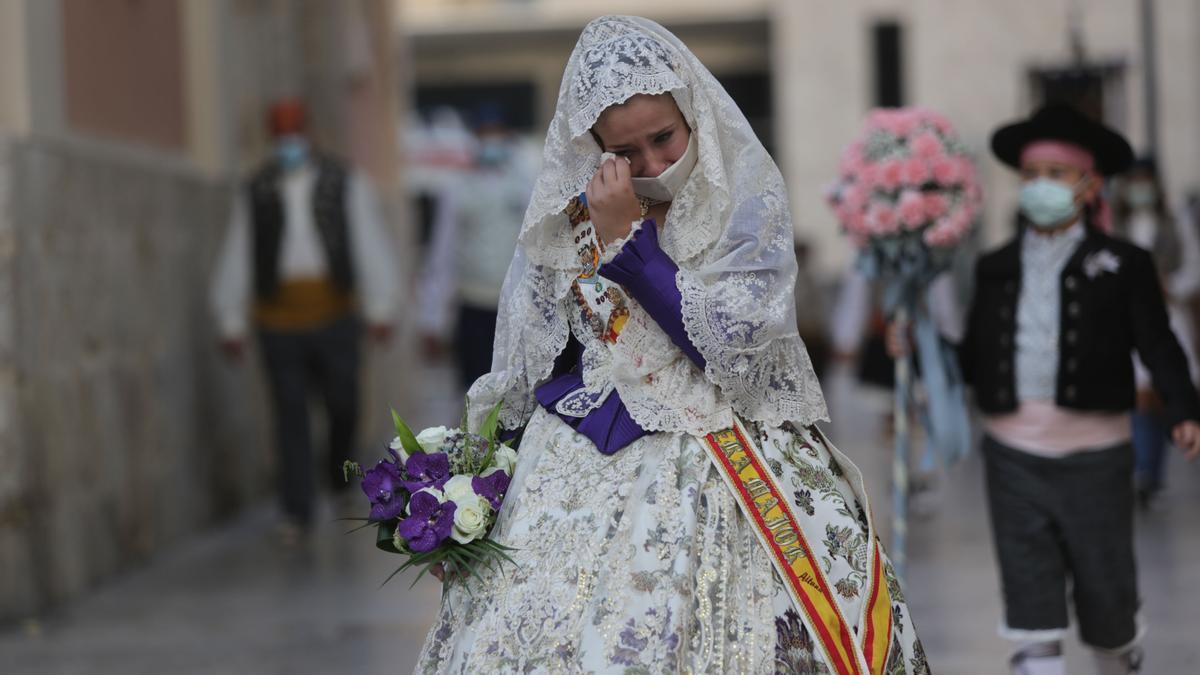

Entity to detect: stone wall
[0,136,272,620]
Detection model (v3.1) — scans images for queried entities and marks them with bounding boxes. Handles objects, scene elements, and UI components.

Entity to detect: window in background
[872,21,904,108]
[717,71,774,156]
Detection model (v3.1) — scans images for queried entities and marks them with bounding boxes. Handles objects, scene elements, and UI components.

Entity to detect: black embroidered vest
[248,157,354,299]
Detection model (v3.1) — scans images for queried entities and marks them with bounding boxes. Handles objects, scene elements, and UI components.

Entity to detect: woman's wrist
[595,209,642,244]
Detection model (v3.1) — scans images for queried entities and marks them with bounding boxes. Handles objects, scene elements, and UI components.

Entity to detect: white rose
[415,425,450,453]
[488,444,519,476]
[441,475,476,503]
[441,475,492,544]
[449,492,492,544]
[389,436,410,463]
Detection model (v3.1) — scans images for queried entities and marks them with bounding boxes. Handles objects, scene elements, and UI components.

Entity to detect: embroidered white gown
[414,213,928,674]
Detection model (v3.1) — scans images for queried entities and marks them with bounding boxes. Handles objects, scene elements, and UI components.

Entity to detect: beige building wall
[0,1,31,136]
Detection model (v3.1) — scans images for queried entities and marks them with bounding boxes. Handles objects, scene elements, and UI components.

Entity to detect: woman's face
[592,93,690,179]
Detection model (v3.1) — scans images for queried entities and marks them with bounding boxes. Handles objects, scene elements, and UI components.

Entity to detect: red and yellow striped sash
[703,421,892,675]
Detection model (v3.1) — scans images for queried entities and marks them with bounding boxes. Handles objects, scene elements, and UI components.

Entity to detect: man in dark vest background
[210,99,398,539]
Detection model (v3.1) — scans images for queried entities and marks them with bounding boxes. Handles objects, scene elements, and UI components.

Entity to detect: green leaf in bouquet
[478,399,504,441]
[475,399,505,473]
[376,522,403,554]
[338,518,376,535]
[391,408,424,456]
[475,538,519,567]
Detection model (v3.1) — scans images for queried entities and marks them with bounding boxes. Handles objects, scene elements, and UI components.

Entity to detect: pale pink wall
[61,0,186,151]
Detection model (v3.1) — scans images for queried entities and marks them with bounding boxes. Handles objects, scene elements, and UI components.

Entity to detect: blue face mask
[1019,178,1080,227]
[477,140,510,167]
[274,135,310,170]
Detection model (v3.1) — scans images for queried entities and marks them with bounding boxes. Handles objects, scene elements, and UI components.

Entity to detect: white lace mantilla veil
[466,15,828,435]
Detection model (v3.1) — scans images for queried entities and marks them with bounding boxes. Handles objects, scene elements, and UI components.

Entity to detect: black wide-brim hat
[990,104,1134,176]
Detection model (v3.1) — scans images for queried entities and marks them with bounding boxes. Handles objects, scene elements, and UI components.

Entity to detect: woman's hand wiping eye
[585,157,643,246]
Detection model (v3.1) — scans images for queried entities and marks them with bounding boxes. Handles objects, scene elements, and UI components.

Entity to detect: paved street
[3,361,1199,674]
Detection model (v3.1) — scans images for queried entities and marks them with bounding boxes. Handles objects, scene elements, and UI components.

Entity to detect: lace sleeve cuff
[598,219,646,264]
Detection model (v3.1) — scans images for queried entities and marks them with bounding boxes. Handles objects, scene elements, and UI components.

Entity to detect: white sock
[1010,641,1064,675]
[1092,645,1142,675]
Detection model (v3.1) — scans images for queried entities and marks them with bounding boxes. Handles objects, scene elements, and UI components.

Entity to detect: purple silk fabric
[597,220,706,370]
[533,219,706,455]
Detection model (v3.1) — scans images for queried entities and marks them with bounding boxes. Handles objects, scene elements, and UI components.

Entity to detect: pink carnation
[867,110,899,135]
[857,162,879,188]
[867,109,921,138]
[923,218,955,247]
[841,184,867,213]
[897,190,927,229]
[910,131,943,159]
[925,110,954,134]
[893,111,921,137]
[950,207,973,233]
[925,209,971,248]
[923,225,947,247]
[900,157,932,186]
[931,155,962,184]
[839,144,865,176]
[877,160,904,191]
[867,202,899,235]
[922,193,949,220]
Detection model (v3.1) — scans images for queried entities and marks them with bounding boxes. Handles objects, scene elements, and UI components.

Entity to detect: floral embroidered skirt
[415,408,929,674]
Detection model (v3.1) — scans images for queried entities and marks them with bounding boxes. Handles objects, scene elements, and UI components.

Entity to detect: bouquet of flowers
[825,107,982,286]
[825,107,981,580]
[344,401,517,586]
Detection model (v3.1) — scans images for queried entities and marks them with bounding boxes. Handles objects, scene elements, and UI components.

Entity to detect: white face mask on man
[1019,177,1085,228]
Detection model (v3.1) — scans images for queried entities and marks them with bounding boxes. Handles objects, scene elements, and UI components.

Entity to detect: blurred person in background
[417,103,535,391]
[832,265,964,511]
[405,107,478,254]
[952,104,1200,675]
[210,99,399,540]
[1111,157,1200,508]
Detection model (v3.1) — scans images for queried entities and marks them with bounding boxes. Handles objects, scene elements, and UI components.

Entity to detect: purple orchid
[472,470,511,510]
[402,452,451,493]
[395,490,456,552]
[361,459,406,522]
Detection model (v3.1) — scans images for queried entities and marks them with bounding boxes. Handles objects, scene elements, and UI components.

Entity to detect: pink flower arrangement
[910,131,944,159]
[826,107,982,273]
[900,157,932,186]
[897,190,926,229]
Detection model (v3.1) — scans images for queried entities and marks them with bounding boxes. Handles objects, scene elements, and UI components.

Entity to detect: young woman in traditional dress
[416,16,928,674]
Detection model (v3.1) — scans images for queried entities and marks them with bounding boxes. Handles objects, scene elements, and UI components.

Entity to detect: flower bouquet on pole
[825,107,980,580]
[343,401,517,587]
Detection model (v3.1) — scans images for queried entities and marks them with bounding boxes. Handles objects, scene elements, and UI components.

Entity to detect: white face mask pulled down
[600,131,698,204]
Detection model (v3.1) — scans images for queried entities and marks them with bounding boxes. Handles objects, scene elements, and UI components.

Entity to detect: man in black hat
[960,104,1200,674]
